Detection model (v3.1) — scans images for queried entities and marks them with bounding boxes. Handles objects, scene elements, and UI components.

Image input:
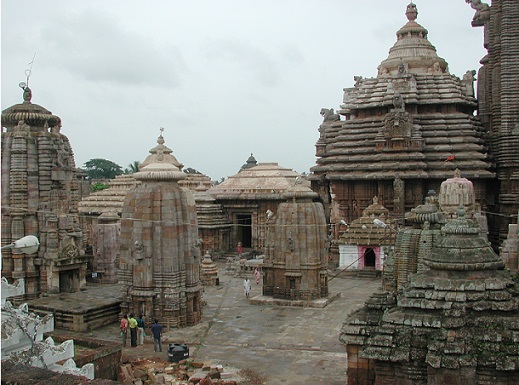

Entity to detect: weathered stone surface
[1,86,88,299]
[119,132,202,328]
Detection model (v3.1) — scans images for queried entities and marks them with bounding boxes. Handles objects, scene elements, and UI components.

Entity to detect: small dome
[2,86,61,129]
[377,3,448,76]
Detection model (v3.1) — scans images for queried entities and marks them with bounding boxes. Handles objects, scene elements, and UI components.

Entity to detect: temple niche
[340,173,519,385]
[1,85,88,299]
[310,3,494,264]
[118,131,202,327]
[261,180,329,301]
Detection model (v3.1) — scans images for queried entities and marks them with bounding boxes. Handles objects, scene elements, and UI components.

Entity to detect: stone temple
[340,172,519,384]
[118,132,202,327]
[1,85,87,299]
[310,3,494,264]
[262,178,329,300]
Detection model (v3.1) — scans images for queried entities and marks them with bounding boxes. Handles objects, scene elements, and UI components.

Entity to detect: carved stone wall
[118,133,201,327]
[1,87,88,299]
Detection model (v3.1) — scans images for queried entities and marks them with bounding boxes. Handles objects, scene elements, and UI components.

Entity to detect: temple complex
[1,85,88,299]
[340,173,519,384]
[118,131,202,327]
[208,162,309,252]
[262,179,329,300]
[310,3,494,264]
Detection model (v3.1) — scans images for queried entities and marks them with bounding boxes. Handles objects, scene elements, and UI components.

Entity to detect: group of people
[119,314,164,352]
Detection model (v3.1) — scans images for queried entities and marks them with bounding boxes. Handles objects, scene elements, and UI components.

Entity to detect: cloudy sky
[2,1,486,180]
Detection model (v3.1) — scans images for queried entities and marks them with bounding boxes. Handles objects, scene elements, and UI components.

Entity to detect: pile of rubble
[119,357,243,385]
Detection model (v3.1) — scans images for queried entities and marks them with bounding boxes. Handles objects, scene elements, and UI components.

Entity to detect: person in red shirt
[120,314,129,347]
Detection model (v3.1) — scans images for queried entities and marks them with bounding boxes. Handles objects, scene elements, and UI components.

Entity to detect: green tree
[82,158,123,180]
[123,160,141,174]
[91,182,109,192]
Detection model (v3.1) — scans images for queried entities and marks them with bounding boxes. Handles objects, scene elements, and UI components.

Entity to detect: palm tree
[124,161,141,174]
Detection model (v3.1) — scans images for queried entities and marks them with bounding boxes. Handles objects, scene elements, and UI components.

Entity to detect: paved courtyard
[53,264,381,384]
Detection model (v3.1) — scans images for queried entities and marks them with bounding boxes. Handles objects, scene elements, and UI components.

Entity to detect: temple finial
[406,2,418,22]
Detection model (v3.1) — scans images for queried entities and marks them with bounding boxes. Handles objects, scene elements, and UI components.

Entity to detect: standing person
[137,315,146,345]
[128,313,138,347]
[120,314,128,347]
[151,319,163,352]
[254,267,260,285]
[243,277,251,298]
[237,242,242,256]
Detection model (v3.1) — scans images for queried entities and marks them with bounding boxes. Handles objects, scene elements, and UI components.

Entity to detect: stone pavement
[53,264,381,384]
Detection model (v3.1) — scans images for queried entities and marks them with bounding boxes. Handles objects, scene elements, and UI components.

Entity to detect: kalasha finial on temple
[157,127,165,145]
[406,2,418,22]
[19,82,32,103]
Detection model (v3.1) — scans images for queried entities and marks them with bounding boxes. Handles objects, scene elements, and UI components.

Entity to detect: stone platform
[249,291,341,308]
[26,284,122,332]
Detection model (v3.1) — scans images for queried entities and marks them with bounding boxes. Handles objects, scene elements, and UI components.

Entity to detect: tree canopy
[82,158,123,180]
[123,160,141,174]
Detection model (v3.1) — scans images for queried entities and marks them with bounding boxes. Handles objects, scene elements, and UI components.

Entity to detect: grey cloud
[205,39,302,87]
[39,9,185,88]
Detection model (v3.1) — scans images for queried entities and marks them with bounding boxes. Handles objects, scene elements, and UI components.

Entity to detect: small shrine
[261,179,329,301]
[200,251,219,286]
[339,197,396,273]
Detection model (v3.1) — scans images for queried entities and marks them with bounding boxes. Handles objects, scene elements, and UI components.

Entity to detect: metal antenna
[25,52,36,86]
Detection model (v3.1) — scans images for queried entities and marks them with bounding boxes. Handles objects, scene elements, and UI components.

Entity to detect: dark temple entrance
[237,214,252,248]
[364,248,376,268]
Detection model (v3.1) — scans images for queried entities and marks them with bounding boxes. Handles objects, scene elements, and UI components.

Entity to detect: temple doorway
[59,269,80,293]
[237,214,252,248]
[364,248,376,269]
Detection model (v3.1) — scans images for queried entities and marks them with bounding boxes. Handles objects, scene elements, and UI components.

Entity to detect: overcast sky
[1,1,486,180]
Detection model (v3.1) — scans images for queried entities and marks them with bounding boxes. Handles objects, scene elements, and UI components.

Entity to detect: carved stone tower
[1,86,87,299]
[311,3,493,263]
[118,131,202,327]
[262,181,328,300]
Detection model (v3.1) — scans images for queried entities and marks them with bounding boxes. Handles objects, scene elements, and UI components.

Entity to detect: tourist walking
[237,242,242,256]
[254,267,261,285]
[244,277,251,298]
[120,314,128,347]
[137,315,146,345]
[128,313,138,347]
[151,319,163,352]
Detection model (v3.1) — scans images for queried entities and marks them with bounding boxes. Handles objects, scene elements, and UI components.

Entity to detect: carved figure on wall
[463,69,477,97]
[397,63,407,76]
[377,65,389,76]
[14,120,30,132]
[427,61,442,74]
[465,0,490,23]
[393,177,404,197]
[354,76,363,88]
[392,92,405,110]
[320,108,340,123]
[352,199,360,219]
[133,240,144,255]
[463,69,477,82]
